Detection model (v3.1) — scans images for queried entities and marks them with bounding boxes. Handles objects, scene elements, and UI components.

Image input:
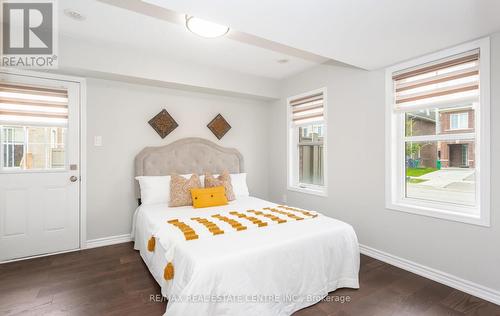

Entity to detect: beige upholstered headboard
[134,137,244,199]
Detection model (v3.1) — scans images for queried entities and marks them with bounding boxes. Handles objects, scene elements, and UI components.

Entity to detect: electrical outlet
[282,194,287,203]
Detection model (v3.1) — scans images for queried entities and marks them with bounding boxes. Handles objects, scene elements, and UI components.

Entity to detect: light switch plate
[94,136,102,147]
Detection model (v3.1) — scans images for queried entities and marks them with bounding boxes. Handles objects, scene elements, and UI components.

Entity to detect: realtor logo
[1,0,58,68]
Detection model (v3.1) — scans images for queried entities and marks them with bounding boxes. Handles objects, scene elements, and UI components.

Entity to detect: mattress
[132,196,360,316]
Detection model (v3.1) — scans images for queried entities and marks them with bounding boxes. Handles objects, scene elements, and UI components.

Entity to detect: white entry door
[0,73,81,261]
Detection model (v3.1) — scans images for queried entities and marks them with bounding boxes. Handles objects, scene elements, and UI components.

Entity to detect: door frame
[0,68,87,255]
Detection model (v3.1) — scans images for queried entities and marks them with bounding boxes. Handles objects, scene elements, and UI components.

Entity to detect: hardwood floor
[1,243,498,316]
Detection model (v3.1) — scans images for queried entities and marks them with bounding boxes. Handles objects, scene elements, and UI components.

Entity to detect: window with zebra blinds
[386,39,490,226]
[287,88,327,196]
[0,83,68,171]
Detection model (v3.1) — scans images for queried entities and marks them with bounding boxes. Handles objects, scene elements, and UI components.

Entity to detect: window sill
[386,200,490,227]
[287,185,327,197]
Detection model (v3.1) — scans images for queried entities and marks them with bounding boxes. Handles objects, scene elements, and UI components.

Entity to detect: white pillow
[136,174,202,205]
[230,173,250,197]
[135,176,171,205]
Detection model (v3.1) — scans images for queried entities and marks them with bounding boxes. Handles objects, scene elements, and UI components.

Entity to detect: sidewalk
[406,168,476,206]
[416,168,475,189]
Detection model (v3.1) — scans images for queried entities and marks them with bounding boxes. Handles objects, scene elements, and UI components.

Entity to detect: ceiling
[59,0,500,80]
[140,0,500,70]
[58,0,320,80]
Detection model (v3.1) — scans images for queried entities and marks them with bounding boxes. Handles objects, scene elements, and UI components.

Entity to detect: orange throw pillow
[191,186,228,208]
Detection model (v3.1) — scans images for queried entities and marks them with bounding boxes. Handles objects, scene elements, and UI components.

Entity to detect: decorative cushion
[191,186,228,208]
[229,173,249,197]
[204,171,235,201]
[169,174,201,207]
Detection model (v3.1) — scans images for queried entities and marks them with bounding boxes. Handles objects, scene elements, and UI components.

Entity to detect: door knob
[70,176,78,182]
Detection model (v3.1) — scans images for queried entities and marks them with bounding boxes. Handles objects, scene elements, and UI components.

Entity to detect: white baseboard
[359,244,500,306]
[1,248,81,264]
[1,234,132,264]
[86,233,132,249]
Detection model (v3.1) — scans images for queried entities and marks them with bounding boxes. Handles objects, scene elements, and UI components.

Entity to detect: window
[450,112,469,130]
[0,83,68,171]
[386,38,490,226]
[2,126,24,168]
[287,88,327,196]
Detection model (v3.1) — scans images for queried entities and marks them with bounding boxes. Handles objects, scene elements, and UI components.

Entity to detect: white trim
[386,200,486,226]
[0,233,132,264]
[386,39,486,74]
[0,247,82,265]
[85,234,132,249]
[385,37,490,226]
[79,77,87,249]
[359,244,500,306]
[0,234,132,264]
[404,133,475,142]
[0,69,89,253]
[287,185,327,197]
[478,37,491,227]
[286,87,328,197]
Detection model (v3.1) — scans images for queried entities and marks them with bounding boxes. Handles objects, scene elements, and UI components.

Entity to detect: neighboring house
[407,107,475,169]
[438,108,475,168]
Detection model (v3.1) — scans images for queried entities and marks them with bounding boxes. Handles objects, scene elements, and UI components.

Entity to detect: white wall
[268,33,500,293]
[86,78,271,240]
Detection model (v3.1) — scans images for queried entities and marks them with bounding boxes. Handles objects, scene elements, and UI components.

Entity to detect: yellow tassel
[164,262,174,280]
[147,236,156,252]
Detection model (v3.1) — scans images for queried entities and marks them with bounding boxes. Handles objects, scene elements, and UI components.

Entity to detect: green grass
[406,167,438,177]
[407,178,429,184]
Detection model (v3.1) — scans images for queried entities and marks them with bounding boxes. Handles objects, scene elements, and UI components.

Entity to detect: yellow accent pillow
[191,186,228,208]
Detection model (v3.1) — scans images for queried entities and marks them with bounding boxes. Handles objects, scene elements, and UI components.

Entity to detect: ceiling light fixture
[64,9,86,21]
[185,15,229,38]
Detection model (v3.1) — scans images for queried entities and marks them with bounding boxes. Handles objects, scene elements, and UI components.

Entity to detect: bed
[132,137,360,316]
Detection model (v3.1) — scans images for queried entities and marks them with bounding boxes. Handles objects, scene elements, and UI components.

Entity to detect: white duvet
[133,197,359,316]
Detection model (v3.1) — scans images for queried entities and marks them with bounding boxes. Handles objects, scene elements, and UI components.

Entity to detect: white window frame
[385,38,490,226]
[449,112,469,130]
[287,87,328,197]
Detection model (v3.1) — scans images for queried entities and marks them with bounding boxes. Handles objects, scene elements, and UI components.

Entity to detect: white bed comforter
[133,197,359,316]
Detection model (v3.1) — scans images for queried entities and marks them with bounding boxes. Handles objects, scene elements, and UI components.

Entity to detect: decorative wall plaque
[148,109,178,139]
[207,114,231,140]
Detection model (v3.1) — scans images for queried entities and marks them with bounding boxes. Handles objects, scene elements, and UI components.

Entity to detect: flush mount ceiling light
[185,15,229,38]
[64,9,86,21]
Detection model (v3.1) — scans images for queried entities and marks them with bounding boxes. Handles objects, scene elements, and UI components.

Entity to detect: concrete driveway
[417,168,475,188]
[407,168,476,206]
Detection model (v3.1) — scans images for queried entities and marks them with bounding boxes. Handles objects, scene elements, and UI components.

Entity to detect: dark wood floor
[1,243,499,316]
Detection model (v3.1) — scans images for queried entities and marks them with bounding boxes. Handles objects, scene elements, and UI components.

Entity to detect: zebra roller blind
[290,92,324,125]
[0,83,69,126]
[392,49,480,110]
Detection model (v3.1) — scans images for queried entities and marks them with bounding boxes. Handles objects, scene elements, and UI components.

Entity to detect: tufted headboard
[134,137,244,199]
